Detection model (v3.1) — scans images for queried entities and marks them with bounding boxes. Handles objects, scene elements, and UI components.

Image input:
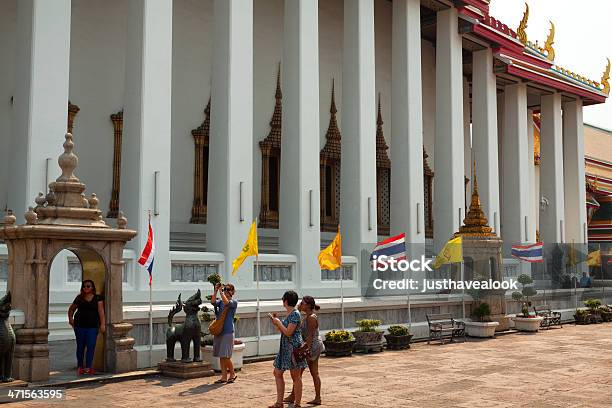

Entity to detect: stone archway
[0,133,137,382]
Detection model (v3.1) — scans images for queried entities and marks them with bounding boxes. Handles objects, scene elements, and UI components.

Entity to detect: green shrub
[355,319,382,332]
[325,330,354,342]
[207,273,222,287]
[387,325,410,336]
[517,274,533,286]
[513,274,537,317]
[575,309,588,317]
[472,302,491,322]
[584,298,602,311]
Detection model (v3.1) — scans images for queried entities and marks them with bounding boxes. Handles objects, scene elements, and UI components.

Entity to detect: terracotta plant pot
[323,340,355,357]
[384,334,413,350]
[512,316,543,332]
[465,321,499,338]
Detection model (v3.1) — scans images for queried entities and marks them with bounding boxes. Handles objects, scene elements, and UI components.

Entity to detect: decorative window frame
[190,99,211,224]
[320,80,342,233]
[259,64,282,229]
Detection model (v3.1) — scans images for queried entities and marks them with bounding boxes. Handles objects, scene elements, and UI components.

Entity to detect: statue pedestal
[158,360,214,379]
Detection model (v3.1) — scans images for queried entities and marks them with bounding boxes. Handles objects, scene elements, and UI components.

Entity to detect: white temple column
[501,83,530,245]
[122,0,173,284]
[9,0,71,215]
[472,48,500,234]
[207,0,253,282]
[391,0,424,245]
[341,0,378,256]
[540,93,565,243]
[434,8,464,251]
[527,109,537,243]
[279,0,321,286]
[563,99,587,243]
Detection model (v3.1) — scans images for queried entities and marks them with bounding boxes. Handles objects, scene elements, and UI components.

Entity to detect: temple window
[190,99,210,224]
[259,64,282,229]
[424,147,434,239]
[375,95,391,236]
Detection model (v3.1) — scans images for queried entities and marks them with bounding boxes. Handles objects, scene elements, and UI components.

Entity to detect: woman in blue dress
[268,290,307,408]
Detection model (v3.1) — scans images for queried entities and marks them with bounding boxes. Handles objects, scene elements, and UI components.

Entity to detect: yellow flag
[231,221,258,275]
[433,236,463,269]
[318,228,342,271]
[587,249,601,267]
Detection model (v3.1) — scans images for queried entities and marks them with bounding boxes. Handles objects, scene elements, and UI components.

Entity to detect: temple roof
[459,1,609,105]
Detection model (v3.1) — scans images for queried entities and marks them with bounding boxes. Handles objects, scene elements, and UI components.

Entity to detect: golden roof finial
[544,21,555,62]
[601,58,610,94]
[455,159,494,237]
[517,3,529,45]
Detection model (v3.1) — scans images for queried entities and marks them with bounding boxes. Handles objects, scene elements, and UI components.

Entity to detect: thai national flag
[138,221,155,285]
[371,233,406,262]
[511,242,543,263]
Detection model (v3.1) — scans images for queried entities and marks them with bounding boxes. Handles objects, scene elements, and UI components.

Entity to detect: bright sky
[489,0,612,131]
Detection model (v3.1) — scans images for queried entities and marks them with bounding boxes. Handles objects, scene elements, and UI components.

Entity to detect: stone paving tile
[9,324,612,408]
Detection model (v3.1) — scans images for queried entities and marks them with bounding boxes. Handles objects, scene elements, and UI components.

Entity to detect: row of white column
[8,0,588,288]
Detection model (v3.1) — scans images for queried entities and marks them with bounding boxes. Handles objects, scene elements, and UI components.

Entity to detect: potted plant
[511,274,543,332]
[583,298,603,324]
[352,319,384,353]
[573,308,589,325]
[323,330,355,357]
[464,302,499,338]
[384,325,413,350]
[599,305,612,322]
[200,274,245,370]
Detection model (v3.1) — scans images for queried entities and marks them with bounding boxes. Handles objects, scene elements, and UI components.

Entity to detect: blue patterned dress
[273,310,308,371]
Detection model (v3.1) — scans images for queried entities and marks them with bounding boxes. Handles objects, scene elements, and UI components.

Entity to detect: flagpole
[256,253,261,357]
[461,260,465,320]
[340,265,344,330]
[148,211,153,368]
[149,279,153,367]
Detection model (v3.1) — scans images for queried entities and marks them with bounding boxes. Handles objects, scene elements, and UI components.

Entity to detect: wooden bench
[426,313,466,344]
[533,305,562,329]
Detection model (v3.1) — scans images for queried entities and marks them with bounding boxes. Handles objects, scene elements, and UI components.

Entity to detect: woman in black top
[68,279,105,375]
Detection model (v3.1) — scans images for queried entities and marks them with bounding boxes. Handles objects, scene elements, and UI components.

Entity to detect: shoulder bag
[208,304,230,336]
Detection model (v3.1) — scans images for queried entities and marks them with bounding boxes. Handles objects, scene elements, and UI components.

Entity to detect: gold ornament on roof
[517,3,529,45]
[544,21,555,62]
[601,58,610,94]
[455,160,494,237]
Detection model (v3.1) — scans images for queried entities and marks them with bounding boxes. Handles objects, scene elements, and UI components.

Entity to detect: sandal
[227,375,238,383]
[283,394,295,403]
[307,398,322,405]
[214,379,227,384]
[268,403,283,408]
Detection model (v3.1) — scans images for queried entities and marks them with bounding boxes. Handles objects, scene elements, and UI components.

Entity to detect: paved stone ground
[11,324,612,408]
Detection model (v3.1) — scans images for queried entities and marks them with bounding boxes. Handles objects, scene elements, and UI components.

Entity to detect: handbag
[208,304,230,336]
[292,342,310,363]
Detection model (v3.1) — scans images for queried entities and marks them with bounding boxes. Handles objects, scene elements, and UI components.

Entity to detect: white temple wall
[170,0,214,227]
[0,0,16,213]
[421,40,437,168]
[253,0,284,228]
[68,0,127,220]
[318,0,344,147]
[374,0,392,140]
